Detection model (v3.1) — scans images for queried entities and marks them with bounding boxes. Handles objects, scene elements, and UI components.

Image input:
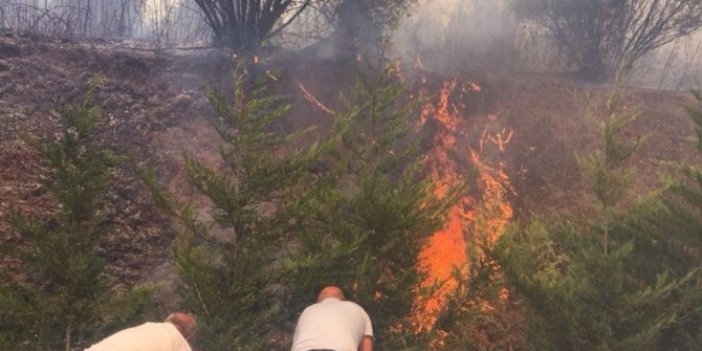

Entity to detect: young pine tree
[577,88,643,256]
[284,65,453,350]
[143,62,323,351]
[146,62,460,350]
[628,90,702,349]
[431,235,528,351]
[493,88,700,350]
[661,90,702,266]
[0,89,151,351]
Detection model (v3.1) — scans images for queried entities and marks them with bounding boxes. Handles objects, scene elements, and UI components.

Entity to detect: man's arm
[358,335,373,351]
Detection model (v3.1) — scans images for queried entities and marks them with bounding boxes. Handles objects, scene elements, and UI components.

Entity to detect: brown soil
[0,29,230,306]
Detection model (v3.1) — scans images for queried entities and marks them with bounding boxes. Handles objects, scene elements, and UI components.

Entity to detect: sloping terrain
[494,74,699,215]
[0,29,228,309]
[1,28,699,310]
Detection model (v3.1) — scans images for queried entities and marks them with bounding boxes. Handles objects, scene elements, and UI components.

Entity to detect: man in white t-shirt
[291,286,373,351]
[85,312,196,351]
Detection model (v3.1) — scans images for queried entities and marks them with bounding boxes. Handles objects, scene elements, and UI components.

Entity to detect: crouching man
[85,312,196,351]
[291,286,373,351]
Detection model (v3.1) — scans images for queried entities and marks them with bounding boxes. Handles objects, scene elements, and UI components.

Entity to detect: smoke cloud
[393,0,702,89]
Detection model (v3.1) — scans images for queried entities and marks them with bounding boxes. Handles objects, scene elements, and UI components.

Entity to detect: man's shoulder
[340,300,365,309]
[303,298,370,316]
[139,322,174,333]
[340,300,370,316]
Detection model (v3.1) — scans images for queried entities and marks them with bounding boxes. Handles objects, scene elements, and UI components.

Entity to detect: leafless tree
[331,0,416,45]
[512,0,702,81]
[268,0,416,51]
[0,0,415,49]
[190,0,313,49]
[0,0,208,43]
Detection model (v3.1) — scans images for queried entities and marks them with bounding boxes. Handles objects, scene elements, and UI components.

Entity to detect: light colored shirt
[85,322,191,351]
[291,297,373,351]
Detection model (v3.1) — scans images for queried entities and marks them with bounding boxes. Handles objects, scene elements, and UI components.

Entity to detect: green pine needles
[492,87,702,351]
[285,64,452,350]
[577,88,643,256]
[145,61,454,350]
[147,62,322,350]
[0,87,151,351]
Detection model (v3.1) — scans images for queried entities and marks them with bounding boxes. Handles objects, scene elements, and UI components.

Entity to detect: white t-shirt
[85,322,192,351]
[291,298,373,351]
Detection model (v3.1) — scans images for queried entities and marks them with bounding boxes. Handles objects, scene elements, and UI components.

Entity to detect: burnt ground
[495,74,700,216]
[1,28,700,310]
[0,29,231,311]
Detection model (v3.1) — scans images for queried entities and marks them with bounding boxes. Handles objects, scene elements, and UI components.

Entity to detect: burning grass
[415,77,514,332]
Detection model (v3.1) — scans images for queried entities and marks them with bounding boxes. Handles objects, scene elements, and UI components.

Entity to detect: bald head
[317,286,345,302]
[166,312,197,340]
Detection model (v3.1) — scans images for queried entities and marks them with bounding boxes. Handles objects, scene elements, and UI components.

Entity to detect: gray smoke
[393,0,702,90]
[1,0,700,89]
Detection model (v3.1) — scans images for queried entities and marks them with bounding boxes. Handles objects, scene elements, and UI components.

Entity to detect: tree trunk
[64,322,72,351]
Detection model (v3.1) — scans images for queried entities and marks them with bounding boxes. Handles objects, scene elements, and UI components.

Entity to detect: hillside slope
[1,29,698,308]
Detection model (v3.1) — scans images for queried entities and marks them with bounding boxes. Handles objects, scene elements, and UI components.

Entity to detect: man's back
[291,297,373,351]
[85,322,191,351]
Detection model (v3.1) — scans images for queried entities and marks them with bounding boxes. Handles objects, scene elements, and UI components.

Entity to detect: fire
[415,78,514,331]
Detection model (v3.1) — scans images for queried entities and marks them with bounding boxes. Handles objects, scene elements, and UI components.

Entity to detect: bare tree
[190,0,313,49]
[512,0,702,81]
[2,0,416,49]
[284,0,416,58]
[333,0,415,49]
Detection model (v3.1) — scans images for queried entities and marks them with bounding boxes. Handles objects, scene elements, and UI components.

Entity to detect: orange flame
[415,78,514,332]
[469,149,514,246]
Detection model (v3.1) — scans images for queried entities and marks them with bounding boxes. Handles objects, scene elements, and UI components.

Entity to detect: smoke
[392,0,702,90]
[393,0,536,75]
[629,31,702,90]
[2,0,700,88]
[0,0,208,43]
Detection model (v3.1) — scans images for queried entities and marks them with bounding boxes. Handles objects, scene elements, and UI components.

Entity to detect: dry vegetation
[1,2,702,349]
[1,26,699,283]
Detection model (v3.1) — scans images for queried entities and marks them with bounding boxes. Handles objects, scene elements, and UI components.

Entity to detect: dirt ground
[0,29,230,309]
[1,28,699,307]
